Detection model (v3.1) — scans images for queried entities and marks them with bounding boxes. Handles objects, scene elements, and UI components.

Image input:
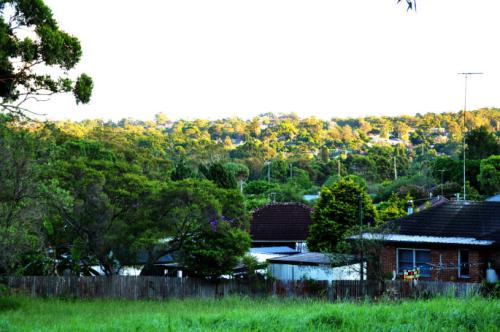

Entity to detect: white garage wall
[269,263,366,281]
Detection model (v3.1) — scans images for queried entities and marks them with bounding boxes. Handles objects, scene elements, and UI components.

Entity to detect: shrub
[480,281,500,298]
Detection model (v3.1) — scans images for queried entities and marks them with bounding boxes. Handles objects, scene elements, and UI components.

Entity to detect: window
[458,250,470,278]
[397,249,431,277]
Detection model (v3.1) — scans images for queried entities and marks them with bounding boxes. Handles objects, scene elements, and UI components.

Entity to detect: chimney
[407,200,414,215]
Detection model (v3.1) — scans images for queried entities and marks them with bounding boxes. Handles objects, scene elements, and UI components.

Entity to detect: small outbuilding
[268,252,366,281]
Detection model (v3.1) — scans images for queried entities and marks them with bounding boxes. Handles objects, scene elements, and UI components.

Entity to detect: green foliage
[478,155,500,195]
[377,193,408,222]
[171,158,195,181]
[1,297,499,331]
[200,162,237,189]
[244,180,278,196]
[307,178,377,252]
[1,108,499,276]
[0,0,92,111]
[73,74,93,104]
[0,119,47,274]
[139,179,248,275]
[480,281,500,298]
[0,297,20,312]
[466,127,500,160]
[224,162,249,181]
[374,174,435,203]
[178,218,251,280]
[46,139,156,275]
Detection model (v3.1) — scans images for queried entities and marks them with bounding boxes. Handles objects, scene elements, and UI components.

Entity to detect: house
[250,203,312,251]
[360,201,500,282]
[268,252,365,281]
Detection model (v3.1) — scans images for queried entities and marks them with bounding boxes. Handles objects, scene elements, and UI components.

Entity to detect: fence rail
[3,276,480,300]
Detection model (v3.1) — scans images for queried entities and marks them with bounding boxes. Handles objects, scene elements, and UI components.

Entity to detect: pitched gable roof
[385,201,500,245]
[250,203,313,241]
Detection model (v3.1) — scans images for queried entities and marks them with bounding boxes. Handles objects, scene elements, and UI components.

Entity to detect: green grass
[0,296,499,331]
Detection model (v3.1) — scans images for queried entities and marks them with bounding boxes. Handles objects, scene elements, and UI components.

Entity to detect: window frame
[458,249,470,278]
[396,248,432,277]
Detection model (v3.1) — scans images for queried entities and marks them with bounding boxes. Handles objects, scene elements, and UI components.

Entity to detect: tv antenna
[458,72,483,201]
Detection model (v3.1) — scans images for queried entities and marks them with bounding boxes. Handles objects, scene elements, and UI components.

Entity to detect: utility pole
[393,156,398,180]
[358,195,364,283]
[337,158,341,177]
[289,163,293,179]
[264,161,271,183]
[438,169,445,197]
[458,72,483,201]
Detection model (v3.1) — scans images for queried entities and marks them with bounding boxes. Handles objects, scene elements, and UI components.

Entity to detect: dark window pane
[415,250,431,277]
[398,262,414,273]
[459,250,469,277]
[415,250,430,264]
[398,249,413,262]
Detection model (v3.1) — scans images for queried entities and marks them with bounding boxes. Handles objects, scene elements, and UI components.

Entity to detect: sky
[27,0,500,121]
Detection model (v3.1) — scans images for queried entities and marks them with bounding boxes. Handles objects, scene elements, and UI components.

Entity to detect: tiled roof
[391,201,500,244]
[250,203,313,241]
[135,251,173,265]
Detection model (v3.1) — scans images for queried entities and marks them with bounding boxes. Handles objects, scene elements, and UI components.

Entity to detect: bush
[480,281,500,298]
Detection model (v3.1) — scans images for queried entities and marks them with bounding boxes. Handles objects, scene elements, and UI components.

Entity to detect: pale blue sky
[30,0,500,121]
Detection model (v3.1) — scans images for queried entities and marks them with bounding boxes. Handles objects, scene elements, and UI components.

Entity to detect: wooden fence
[3,276,480,300]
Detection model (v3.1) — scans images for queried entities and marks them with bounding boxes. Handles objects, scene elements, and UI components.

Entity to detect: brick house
[250,203,312,251]
[362,201,500,282]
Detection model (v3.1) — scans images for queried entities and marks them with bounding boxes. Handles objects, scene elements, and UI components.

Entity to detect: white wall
[269,263,366,281]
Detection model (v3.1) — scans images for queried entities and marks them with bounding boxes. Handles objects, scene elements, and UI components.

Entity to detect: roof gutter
[350,233,495,246]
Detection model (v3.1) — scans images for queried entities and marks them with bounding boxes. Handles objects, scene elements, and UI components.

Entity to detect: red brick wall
[378,244,485,282]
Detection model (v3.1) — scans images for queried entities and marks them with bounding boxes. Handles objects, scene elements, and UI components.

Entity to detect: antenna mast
[458,72,483,201]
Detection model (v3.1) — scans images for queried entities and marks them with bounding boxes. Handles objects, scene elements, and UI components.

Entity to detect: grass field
[0,296,499,331]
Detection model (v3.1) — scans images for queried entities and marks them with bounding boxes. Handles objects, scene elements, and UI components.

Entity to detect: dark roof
[416,196,449,211]
[268,252,357,266]
[250,203,313,241]
[391,201,500,244]
[135,251,173,265]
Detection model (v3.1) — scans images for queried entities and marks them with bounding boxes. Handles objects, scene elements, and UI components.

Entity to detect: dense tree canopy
[0,0,92,115]
[0,107,498,276]
[307,178,377,252]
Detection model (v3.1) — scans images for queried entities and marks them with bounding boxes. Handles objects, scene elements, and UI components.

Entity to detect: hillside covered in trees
[0,108,499,276]
[49,108,499,201]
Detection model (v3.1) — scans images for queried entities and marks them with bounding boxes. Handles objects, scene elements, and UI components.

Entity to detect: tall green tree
[465,127,500,160]
[139,179,248,275]
[177,217,250,281]
[200,162,237,189]
[48,140,154,275]
[478,155,500,195]
[307,178,377,252]
[0,118,48,274]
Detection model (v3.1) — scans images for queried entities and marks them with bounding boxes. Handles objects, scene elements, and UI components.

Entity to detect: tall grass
[0,296,499,331]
